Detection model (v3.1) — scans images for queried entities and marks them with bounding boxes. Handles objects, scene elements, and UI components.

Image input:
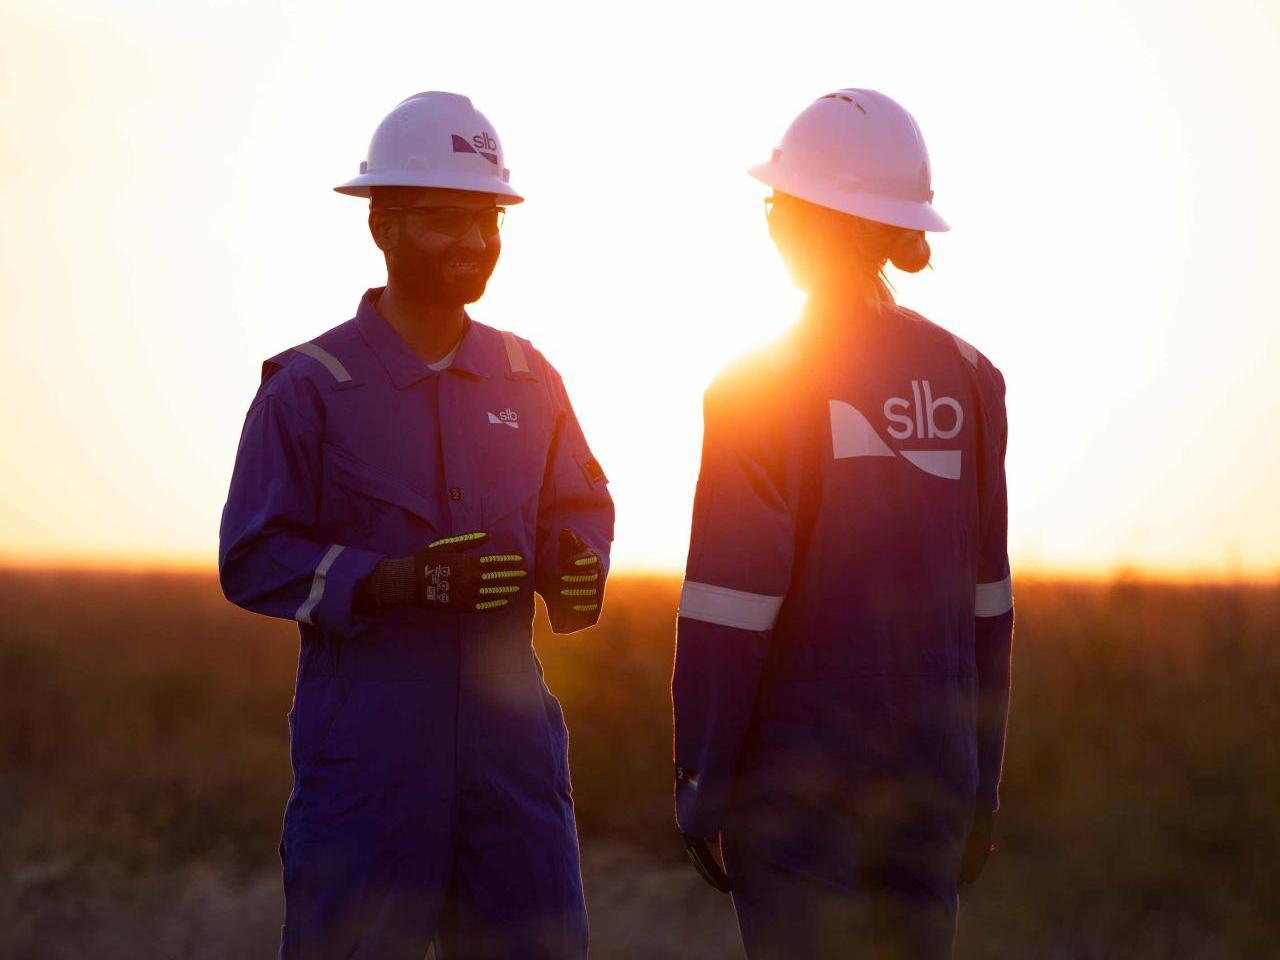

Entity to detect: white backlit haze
[1,0,1277,578]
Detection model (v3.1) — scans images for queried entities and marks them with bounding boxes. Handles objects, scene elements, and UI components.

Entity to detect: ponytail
[887,229,931,274]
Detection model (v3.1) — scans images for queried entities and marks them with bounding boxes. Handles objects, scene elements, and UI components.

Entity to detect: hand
[958,809,994,886]
[549,528,601,614]
[683,834,732,894]
[412,531,527,613]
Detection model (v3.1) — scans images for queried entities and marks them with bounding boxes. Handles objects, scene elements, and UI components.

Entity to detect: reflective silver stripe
[297,545,345,625]
[293,342,352,383]
[501,331,529,374]
[975,576,1013,617]
[951,334,978,368]
[679,580,785,631]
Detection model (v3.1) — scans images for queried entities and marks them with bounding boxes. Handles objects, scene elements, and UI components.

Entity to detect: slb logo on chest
[883,380,963,440]
[487,408,520,429]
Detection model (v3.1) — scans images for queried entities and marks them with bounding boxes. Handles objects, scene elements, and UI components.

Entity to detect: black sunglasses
[376,205,506,238]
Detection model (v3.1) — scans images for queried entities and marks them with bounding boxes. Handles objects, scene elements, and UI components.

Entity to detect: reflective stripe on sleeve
[679,580,785,631]
[296,544,346,625]
[293,343,353,383]
[952,333,979,368]
[501,331,529,374]
[975,575,1013,617]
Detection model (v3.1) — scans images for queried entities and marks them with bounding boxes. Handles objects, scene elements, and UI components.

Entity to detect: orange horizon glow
[3,551,1277,589]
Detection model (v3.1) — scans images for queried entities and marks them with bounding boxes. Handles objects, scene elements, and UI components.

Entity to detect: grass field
[1,570,1277,958]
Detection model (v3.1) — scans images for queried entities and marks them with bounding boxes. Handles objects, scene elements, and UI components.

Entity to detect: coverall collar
[355,288,509,387]
[805,279,895,321]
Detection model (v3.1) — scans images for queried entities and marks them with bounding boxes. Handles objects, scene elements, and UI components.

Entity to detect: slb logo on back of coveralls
[829,380,964,480]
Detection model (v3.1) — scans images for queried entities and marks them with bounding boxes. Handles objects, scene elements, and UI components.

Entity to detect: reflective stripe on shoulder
[296,544,345,625]
[975,575,1013,617]
[292,342,353,383]
[951,333,978,368]
[679,580,785,631]
[501,331,529,374]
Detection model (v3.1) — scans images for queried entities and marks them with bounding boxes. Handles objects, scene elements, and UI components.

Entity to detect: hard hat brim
[749,163,949,232]
[335,170,524,204]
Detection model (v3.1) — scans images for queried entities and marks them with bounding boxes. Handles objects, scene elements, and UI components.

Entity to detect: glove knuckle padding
[413,537,527,612]
[541,528,605,620]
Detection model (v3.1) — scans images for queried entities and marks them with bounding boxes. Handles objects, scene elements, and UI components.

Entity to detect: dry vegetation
[1,570,1277,958]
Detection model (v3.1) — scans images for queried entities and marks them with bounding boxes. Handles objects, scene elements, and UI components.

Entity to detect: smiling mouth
[448,260,481,273]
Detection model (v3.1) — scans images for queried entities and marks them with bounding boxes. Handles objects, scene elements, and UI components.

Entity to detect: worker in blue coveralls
[672,89,1014,959]
[219,91,613,960]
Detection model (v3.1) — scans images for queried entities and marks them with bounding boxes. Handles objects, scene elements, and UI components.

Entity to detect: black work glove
[357,532,527,613]
[547,528,601,614]
[412,531,527,612]
[958,809,995,886]
[683,834,732,894]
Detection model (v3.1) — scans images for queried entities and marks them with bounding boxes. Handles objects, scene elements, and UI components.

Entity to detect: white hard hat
[335,91,524,204]
[749,89,948,232]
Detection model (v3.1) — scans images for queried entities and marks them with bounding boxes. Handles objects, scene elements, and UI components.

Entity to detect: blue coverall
[220,289,613,960]
[672,297,1013,959]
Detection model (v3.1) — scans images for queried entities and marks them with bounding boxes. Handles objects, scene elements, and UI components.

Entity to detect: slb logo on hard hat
[452,132,499,166]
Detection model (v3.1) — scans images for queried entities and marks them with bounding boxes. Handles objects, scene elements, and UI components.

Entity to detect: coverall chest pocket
[476,411,553,530]
[319,442,443,556]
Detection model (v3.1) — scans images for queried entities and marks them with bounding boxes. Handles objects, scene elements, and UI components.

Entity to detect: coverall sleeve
[672,380,795,839]
[534,366,615,634]
[219,392,383,638]
[974,366,1014,811]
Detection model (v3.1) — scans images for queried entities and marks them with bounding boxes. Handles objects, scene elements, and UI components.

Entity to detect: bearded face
[370,187,503,307]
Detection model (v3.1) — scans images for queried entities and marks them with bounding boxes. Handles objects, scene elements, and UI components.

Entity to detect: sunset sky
[1,0,1277,578]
